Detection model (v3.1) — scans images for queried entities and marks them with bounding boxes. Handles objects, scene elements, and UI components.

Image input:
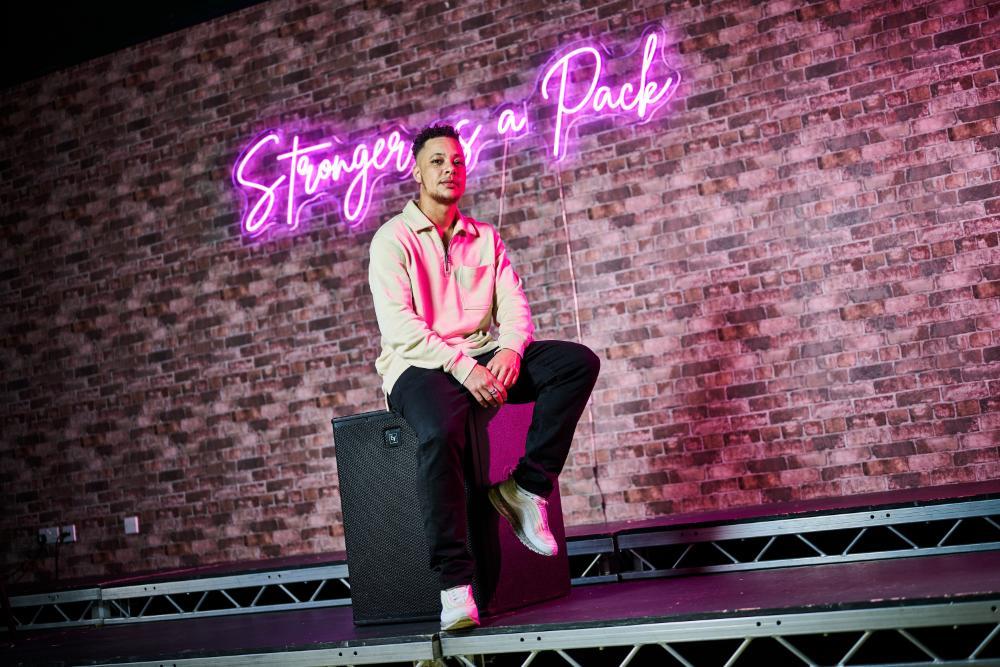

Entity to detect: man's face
[413,136,467,205]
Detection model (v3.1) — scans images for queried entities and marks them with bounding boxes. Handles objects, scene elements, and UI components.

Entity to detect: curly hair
[411,124,461,159]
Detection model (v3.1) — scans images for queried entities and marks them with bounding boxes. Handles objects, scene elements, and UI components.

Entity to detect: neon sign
[540,30,676,160]
[233,26,679,239]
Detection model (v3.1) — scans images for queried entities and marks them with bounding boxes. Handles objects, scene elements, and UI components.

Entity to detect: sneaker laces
[442,586,471,606]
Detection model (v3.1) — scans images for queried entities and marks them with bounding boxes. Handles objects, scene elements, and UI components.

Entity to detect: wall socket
[38,524,77,544]
[38,527,59,544]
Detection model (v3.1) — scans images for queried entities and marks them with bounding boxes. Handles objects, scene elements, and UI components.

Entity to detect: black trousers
[388,340,600,589]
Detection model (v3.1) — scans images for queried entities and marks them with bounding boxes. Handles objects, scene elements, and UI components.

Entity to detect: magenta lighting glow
[541,29,677,160]
[233,27,680,239]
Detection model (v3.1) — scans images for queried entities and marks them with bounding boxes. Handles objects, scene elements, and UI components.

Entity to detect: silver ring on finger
[488,387,498,396]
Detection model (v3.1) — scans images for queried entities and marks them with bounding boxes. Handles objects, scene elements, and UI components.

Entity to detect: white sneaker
[440,584,479,631]
[488,477,558,556]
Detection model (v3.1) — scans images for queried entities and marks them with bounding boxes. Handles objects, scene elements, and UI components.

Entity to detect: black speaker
[332,403,570,625]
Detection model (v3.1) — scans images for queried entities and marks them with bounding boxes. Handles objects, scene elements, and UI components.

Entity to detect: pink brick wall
[2,0,999,583]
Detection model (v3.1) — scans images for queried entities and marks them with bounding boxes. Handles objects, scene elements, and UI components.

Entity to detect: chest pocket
[456,264,495,310]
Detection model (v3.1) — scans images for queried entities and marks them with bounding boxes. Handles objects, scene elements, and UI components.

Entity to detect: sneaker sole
[487,486,557,557]
[441,616,479,632]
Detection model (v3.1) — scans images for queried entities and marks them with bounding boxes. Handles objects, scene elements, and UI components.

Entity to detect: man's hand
[463,365,507,408]
[486,348,521,389]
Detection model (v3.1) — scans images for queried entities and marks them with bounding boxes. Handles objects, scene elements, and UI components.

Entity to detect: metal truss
[78,599,1000,666]
[9,564,351,631]
[618,498,1000,580]
[85,639,435,667]
[567,537,617,585]
[10,499,998,632]
[441,599,1000,667]
[9,535,617,631]
[7,586,103,630]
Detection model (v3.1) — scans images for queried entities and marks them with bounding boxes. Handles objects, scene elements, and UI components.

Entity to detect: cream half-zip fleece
[369,200,534,396]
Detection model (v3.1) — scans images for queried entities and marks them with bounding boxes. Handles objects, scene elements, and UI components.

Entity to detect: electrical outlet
[38,525,77,544]
[124,516,140,535]
[38,527,60,544]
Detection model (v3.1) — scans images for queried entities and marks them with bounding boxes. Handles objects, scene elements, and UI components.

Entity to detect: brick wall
[2,0,999,583]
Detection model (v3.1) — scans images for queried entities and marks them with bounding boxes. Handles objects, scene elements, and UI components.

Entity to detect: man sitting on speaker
[368,124,600,631]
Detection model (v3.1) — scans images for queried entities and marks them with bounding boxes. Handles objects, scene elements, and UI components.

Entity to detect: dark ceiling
[1,1,271,89]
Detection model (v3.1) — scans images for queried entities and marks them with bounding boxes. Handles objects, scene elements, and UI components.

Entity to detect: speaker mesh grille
[334,411,440,623]
[332,405,570,625]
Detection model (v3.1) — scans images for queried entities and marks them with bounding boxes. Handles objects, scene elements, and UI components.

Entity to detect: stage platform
[4,481,1000,666]
[5,551,999,666]
[7,481,998,632]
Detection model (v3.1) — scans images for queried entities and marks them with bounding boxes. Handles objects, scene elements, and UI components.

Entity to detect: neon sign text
[234,27,679,239]
[234,125,486,237]
[540,31,676,159]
